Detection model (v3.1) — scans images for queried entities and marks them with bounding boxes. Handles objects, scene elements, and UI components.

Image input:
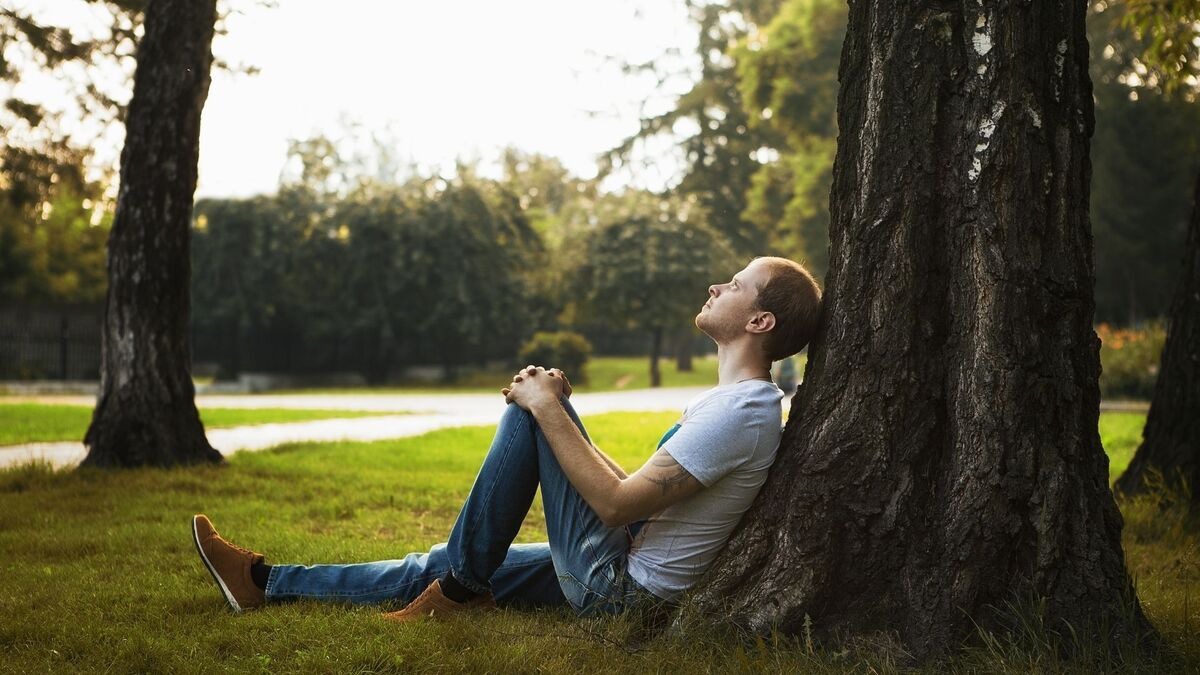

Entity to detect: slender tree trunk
[82,0,220,468]
[649,327,663,388]
[230,316,242,379]
[1115,171,1200,500]
[674,327,694,372]
[691,0,1152,658]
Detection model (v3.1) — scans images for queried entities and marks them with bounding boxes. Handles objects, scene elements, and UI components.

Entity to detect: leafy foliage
[0,141,111,305]
[574,198,734,335]
[602,2,783,258]
[572,193,735,385]
[518,331,594,383]
[734,0,844,279]
[1096,322,1167,400]
[1117,0,1200,95]
[1089,1,1200,323]
[191,152,544,381]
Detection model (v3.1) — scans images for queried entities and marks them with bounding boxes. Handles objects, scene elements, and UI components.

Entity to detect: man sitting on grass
[192,256,822,621]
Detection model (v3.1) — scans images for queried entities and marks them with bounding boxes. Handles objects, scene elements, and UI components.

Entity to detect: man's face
[695,260,771,341]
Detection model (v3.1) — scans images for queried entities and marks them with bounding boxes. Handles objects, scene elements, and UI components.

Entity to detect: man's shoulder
[687,382,782,418]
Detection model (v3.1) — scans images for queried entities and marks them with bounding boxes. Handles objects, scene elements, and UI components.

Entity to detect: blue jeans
[265,398,659,616]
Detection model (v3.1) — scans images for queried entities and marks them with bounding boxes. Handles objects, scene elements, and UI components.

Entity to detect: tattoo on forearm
[643,451,693,495]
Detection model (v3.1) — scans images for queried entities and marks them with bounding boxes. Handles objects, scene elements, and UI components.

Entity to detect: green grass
[0,411,1194,673]
[1100,411,1147,481]
[0,403,398,446]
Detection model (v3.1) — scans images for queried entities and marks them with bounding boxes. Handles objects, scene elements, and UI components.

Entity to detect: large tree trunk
[1115,171,1200,500]
[82,0,220,468]
[691,0,1152,658]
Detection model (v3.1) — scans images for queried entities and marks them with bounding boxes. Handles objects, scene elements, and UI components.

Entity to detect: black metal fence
[1,305,699,382]
[0,304,104,380]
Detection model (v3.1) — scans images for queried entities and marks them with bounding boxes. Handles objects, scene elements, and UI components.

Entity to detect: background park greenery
[2,0,1196,391]
[2,409,1194,673]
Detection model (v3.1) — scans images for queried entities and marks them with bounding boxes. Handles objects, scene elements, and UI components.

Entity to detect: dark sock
[250,561,271,591]
[439,572,480,603]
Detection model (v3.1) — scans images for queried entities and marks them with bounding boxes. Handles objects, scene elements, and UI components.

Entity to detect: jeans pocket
[558,562,630,617]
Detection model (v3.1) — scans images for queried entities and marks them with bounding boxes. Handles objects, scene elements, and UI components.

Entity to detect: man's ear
[747,311,776,335]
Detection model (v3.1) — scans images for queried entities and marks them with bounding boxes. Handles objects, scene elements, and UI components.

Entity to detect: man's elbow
[598,505,629,529]
[598,497,640,529]
[597,482,649,528]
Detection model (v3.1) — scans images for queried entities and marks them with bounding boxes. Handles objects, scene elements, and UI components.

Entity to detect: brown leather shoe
[382,579,496,623]
[192,514,266,612]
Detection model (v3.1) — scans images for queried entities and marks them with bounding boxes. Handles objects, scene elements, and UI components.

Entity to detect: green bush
[518,331,592,384]
[1097,322,1166,400]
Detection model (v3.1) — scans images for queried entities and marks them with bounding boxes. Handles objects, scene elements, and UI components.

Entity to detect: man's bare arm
[640,448,695,496]
[590,442,628,480]
[528,397,706,526]
[507,367,701,526]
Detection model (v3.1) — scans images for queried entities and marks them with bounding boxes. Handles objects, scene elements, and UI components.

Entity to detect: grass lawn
[0,411,1195,673]
[0,403,398,446]
[1099,411,1148,479]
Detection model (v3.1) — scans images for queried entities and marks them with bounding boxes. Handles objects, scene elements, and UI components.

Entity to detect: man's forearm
[589,442,628,480]
[529,398,626,526]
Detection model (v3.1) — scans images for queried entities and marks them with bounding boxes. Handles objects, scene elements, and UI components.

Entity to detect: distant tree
[82,0,220,468]
[735,0,845,279]
[1117,176,1200,501]
[1090,86,1200,322]
[0,103,113,305]
[575,195,734,387]
[0,191,112,304]
[336,188,420,381]
[1112,0,1200,501]
[0,157,112,306]
[0,2,143,191]
[498,148,595,238]
[603,2,784,258]
[408,181,542,379]
[192,196,301,378]
[1089,0,1200,323]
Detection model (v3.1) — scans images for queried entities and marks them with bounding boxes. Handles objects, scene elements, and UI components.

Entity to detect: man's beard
[695,309,733,341]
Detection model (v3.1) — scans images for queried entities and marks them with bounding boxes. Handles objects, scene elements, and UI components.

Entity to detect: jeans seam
[271,575,434,600]
[451,406,528,596]
[264,564,281,598]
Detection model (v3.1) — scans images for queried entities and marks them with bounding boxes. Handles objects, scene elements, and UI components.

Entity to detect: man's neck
[715,341,772,386]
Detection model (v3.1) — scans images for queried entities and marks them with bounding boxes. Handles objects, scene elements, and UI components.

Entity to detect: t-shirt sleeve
[660,394,757,487]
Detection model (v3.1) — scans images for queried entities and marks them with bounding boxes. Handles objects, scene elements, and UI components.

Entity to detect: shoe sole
[192,515,244,613]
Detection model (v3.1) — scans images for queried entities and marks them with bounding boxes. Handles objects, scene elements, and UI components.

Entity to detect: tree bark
[1115,171,1200,500]
[82,0,220,468]
[691,0,1152,658]
[649,327,663,388]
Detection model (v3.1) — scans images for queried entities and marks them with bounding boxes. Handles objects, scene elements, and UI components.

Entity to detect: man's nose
[708,285,719,297]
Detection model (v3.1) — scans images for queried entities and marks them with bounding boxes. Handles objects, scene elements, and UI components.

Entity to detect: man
[193,256,822,622]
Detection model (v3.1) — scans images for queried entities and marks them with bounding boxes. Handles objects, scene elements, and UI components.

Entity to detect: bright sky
[7,0,699,198]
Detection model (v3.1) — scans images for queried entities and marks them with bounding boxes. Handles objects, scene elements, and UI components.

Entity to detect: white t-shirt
[626,380,784,601]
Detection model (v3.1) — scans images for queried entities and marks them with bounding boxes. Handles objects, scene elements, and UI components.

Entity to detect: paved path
[0,388,718,470]
[0,391,1144,470]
